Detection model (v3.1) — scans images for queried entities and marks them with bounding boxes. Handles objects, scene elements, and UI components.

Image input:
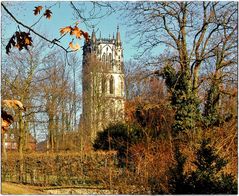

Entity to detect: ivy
[162,65,201,135]
[204,79,222,127]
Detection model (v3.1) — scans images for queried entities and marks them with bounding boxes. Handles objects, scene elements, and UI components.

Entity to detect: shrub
[93,123,143,167]
[167,139,237,194]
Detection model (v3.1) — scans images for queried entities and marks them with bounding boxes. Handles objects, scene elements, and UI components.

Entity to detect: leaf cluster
[3,3,89,55]
[60,25,89,41]
[33,6,52,19]
[60,25,90,51]
[6,31,33,54]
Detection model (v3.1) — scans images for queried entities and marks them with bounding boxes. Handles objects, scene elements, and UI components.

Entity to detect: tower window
[110,76,114,94]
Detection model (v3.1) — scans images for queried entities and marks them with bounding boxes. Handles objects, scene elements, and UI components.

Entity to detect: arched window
[110,75,114,94]
[108,53,112,61]
[108,53,112,70]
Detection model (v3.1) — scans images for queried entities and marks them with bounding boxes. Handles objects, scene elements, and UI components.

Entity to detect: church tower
[82,27,125,142]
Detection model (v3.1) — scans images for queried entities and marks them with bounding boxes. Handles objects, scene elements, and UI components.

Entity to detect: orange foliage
[33,6,43,15]
[43,9,52,19]
[70,26,82,38]
[60,26,72,35]
[69,41,80,51]
[6,32,33,54]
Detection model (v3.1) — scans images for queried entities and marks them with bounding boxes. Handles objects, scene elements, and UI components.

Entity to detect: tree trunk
[2,132,7,161]
[18,111,25,182]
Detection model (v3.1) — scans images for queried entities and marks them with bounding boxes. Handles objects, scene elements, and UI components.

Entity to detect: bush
[2,152,118,187]
[167,139,237,194]
[93,123,143,167]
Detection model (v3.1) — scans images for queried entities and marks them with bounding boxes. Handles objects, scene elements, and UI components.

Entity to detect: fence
[2,151,118,187]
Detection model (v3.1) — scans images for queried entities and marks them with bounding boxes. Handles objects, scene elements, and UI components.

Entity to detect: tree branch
[1,3,74,54]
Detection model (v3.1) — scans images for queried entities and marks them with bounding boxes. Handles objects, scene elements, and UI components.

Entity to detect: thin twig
[1,3,72,53]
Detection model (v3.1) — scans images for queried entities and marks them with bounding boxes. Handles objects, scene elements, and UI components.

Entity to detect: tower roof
[116,25,121,45]
[88,27,122,46]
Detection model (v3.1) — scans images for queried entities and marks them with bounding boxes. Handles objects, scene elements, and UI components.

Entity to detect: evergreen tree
[167,139,237,194]
[203,77,221,127]
[186,139,237,194]
[168,145,188,194]
[162,65,201,135]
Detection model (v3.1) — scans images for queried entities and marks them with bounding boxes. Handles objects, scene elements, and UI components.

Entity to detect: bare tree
[120,2,237,133]
[38,51,81,152]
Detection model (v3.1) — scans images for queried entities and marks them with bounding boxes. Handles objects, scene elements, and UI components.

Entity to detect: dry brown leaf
[2,100,26,111]
[70,26,82,38]
[69,41,80,51]
[44,9,52,19]
[6,35,16,54]
[6,31,32,54]
[33,6,43,15]
[60,26,72,35]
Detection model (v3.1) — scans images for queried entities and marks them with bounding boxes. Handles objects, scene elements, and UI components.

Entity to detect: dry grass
[1,182,45,194]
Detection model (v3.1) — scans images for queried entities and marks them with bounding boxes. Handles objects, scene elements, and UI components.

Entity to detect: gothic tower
[82,27,125,142]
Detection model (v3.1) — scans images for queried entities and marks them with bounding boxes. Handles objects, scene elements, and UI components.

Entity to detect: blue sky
[1,2,141,141]
[2,1,138,61]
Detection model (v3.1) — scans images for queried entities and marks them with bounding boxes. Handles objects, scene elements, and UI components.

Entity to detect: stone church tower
[82,27,125,142]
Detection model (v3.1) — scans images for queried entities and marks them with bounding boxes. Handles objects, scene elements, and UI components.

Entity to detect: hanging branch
[1,3,73,53]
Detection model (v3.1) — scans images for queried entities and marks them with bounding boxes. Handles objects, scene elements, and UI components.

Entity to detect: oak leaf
[33,6,43,15]
[60,26,72,35]
[6,31,32,54]
[69,41,80,51]
[2,100,26,111]
[1,109,14,132]
[44,9,52,19]
[6,35,16,54]
[70,26,82,38]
